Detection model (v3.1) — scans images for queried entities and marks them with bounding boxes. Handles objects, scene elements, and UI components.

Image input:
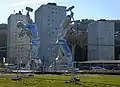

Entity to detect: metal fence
[1,43,120,71]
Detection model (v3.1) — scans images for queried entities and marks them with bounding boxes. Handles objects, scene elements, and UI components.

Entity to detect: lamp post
[41,56,45,73]
[71,44,76,78]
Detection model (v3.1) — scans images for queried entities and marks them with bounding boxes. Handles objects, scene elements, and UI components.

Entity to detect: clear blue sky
[1,0,120,23]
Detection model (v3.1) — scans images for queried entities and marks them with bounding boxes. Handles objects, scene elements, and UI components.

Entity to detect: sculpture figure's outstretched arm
[58,6,75,39]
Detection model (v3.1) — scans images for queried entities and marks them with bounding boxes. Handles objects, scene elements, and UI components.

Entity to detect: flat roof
[79,60,120,63]
[0,24,7,29]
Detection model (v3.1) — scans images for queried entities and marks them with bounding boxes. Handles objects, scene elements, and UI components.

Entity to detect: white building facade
[7,12,30,64]
[35,3,66,67]
[88,21,115,60]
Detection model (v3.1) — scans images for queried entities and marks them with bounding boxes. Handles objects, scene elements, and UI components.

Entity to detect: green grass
[82,70,120,72]
[0,74,120,87]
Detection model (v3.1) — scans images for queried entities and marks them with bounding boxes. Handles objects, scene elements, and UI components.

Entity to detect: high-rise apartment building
[35,3,66,67]
[88,21,115,60]
[7,11,30,64]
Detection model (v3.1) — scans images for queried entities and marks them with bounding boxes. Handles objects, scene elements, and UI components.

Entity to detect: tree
[64,29,87,64]
[64,29,87,46]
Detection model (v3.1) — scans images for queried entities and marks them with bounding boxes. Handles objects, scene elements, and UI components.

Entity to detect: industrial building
[74,19,120,62]
[7,11,30,65]
[112,20,120,60]
[0,24,7,62]
[35,3,66,67]
[88,21,115,61]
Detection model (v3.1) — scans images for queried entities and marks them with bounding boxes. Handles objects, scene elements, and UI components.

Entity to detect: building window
[52,48,54,51]
[48,23,50,25]
[52,40,54,42]
[51,32,54,34]
[48,19,50,21]
[52,20,54,22]
[52,11,54,14]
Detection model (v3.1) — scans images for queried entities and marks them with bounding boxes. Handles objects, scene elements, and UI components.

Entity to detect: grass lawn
[0,74,120,87]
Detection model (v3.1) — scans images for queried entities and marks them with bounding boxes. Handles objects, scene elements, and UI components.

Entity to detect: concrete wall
[88,21,114,60]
